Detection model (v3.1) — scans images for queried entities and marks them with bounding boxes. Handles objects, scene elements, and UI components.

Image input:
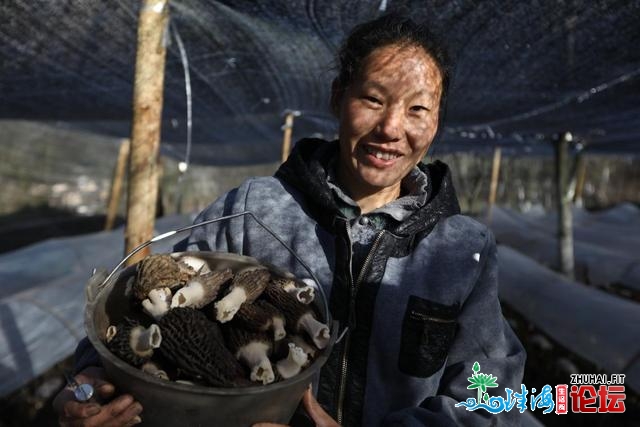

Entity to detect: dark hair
[334,14,451,123]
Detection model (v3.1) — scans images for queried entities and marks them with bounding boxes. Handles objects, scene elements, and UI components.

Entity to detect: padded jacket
[185,138,526,426]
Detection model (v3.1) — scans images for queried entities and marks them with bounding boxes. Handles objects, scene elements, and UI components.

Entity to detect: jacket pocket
[398,295,459,377]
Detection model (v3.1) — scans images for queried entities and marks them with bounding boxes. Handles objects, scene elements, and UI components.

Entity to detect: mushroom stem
[272,317,286,341]
[172,269,232,309]
[238,342,275,385]
[130,324,162,357]
[288,335,317,360]
[171,281,206,308]
[215,287,247,323]
[105,325,118,343]
[299,313,330,349]
[276,278,315,304]
[293,286,315,304]
[178,256,210,274]
[142,287,172,320]
[276,343,308,379]
[171,279,207,308]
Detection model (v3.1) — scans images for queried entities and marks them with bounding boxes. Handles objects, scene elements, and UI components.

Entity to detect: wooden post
[486,146,502,224]
[125,0,170,265]
[156,156,165,217]
[555,132,575,279]
[104,139,130,231]
[281,110,300,163]
[573,154,587,207]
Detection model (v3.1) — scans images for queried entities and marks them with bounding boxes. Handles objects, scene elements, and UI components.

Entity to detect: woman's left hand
[253,388,340,427]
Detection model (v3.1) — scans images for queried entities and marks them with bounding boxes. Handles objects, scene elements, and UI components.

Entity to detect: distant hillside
[0,120,278,252]
[0,120,278,219]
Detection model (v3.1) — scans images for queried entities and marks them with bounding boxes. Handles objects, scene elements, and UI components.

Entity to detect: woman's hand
[253,388,340,427]
[52,367,143,426]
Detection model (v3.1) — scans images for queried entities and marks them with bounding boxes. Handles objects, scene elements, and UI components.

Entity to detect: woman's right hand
[52,367,143,426]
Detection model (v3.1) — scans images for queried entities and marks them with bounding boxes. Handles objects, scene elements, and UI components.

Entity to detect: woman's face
[335,44,443,197]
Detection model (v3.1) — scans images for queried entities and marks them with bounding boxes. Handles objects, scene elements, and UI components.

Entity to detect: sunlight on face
[335,44,443,200]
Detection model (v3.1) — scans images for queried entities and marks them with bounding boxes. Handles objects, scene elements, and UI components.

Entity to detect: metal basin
[85,251,336,426]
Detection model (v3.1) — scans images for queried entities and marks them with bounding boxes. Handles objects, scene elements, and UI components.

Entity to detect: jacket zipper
[336,228,386,424]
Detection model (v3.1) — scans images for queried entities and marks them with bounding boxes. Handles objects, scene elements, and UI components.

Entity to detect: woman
[55,14,525,426]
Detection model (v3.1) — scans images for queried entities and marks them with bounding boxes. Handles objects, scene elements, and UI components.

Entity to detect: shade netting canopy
[1,0,639,164]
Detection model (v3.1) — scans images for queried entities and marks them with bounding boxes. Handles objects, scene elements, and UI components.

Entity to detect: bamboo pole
[486,146,502,224]
[555,132,575,280]
[281,110,300,163]
[156,156,165,217]
[125,0,170,265]
[104,139,130,231]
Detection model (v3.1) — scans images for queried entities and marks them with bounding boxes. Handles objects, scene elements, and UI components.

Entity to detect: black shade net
[1,0,639,165]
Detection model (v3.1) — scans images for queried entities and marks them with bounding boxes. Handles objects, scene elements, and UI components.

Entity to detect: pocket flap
[398,296,459,378]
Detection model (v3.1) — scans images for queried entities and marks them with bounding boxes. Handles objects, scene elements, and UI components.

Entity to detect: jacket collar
[275,138,460,236]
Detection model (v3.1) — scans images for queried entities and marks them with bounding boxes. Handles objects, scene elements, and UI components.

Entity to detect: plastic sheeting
[492,204,640,256]
[1,1,639,165]
[498,245,640,393]
[0,214,193,397]
[486,205,640,291]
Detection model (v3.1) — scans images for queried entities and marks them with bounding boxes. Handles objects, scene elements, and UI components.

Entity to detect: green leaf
[472,362,480,374]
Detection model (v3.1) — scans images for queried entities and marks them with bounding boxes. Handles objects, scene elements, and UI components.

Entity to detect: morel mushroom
[141,287,173,320]
[141,360,170,381]
[275,342,309,380]
[158,307,247,387]
[271,276,315,304]
[263,284,330,349]
[234,299,286,341]
[105,318,162,367]
[134,254,196,300]
[171,268,233,309]
[176,255,210,275]
[214,268,270,323]
[225,327,275,385]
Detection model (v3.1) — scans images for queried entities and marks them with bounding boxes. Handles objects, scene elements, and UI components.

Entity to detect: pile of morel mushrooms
[104,254,329,387]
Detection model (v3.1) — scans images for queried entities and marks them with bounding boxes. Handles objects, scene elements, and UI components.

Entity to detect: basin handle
[89,211,329,322]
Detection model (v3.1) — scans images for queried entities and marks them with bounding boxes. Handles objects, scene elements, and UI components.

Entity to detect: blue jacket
[186,138,526,426]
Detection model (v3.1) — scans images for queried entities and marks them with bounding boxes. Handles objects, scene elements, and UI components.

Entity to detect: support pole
[281,110,300,163]
[105,139,130,231]
[486,146,502,224]
[555,132,575,280]
[573,154,587,207]
[125,0,170,265]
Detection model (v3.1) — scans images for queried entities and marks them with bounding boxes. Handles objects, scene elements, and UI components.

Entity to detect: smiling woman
[334,44,443,213]
[56,13,525,427]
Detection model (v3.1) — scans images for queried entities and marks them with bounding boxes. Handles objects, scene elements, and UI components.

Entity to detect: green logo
[467,361,499,403]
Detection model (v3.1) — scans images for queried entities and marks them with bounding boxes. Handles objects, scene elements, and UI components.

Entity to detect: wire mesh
[0,0,639,164]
